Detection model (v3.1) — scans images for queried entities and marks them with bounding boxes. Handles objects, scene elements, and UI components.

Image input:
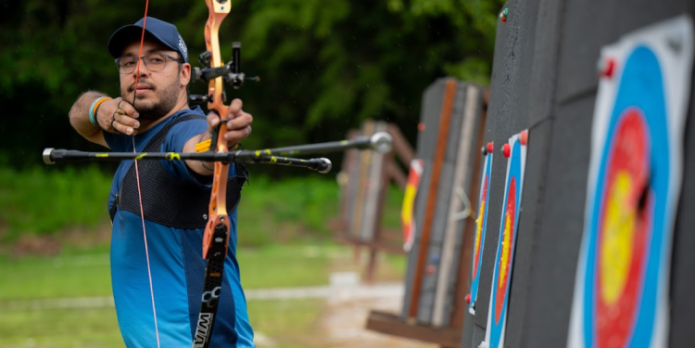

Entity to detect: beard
[122,74,181,120]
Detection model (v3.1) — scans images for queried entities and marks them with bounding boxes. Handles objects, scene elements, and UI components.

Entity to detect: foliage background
[0,0,503,238]
[0,3,503,346]
[0,0,502,166]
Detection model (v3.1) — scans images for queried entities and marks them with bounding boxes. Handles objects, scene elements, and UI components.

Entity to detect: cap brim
[107,24,178,59]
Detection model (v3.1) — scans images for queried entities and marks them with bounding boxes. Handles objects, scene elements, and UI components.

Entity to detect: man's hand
[184,98,253,176]
[206,98,253,148]
[97,97,140,135]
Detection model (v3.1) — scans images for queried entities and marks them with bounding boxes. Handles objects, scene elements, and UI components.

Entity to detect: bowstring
[130,1,161,347]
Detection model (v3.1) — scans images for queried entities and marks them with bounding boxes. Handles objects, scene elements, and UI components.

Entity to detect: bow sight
[189,42,259,104]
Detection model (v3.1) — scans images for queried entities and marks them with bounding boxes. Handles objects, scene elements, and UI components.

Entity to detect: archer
[67,17,255,347]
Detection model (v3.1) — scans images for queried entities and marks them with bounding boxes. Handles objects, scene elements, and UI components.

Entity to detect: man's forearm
[69,91,109,141]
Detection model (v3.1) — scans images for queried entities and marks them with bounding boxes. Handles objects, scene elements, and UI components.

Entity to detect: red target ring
[495,177,516,323]
[595,108,650,348]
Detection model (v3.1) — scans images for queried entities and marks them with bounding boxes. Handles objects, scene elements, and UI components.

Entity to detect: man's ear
[179,63,192,87]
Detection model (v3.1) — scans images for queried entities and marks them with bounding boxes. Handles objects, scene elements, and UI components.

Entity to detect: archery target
[469,150,493,315]
[483,131,528,348]
[568,15,694,348]
[402,159,424,251]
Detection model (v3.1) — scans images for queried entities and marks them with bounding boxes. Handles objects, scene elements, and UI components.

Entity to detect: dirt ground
[251,280,438,348]
[252,249,440,348]
[319,290,438,348]
[317,250,437,348]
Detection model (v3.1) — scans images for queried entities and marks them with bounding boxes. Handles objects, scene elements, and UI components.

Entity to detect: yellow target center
[498,212,512,289]
[600,171,635,305]
[475,201,486,252]
[402,185,417,225]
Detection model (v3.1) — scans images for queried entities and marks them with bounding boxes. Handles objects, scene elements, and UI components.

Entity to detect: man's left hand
[207,98,253,147]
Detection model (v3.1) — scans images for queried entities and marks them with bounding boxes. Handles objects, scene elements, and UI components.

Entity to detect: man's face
[118,38,190,120]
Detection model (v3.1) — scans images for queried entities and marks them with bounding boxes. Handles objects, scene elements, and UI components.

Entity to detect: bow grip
[208,111,228,156]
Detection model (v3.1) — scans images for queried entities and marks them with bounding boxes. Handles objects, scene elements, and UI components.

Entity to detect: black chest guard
[110,114,247,229]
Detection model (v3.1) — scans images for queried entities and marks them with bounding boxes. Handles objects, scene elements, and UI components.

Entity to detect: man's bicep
[183,134,202,154]
[162,120,209,179]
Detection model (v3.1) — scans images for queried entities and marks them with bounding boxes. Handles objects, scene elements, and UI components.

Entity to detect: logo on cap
[178,35,188,61]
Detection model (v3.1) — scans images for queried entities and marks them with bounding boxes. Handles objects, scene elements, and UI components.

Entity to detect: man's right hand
[97,97,140,135]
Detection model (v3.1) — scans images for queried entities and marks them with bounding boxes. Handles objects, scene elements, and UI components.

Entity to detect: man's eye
[123,61,136,67]
[149,57,165,64]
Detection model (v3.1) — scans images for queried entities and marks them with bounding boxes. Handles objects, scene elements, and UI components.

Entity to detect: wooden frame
[331,121,414,282]
[365,85,489,346]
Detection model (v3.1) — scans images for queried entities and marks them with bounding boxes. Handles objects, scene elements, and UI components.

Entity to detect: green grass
[0,243,344,301]
[0,299,325,348]
[248,299,325,347]
[0,164,347,243]
[236,176,342,246]
[0,166,111,240]
[0,243,390,348]
[0,252,113,300]
[383,182,406,230]
[0,307,124,348]
[0,165,405,248]
[238,243,346,289]
[0,165,408,347]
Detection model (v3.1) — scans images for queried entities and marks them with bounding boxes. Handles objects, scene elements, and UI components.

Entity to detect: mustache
[127,82,155,93]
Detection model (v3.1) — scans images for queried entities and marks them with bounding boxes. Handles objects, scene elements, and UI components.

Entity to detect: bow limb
[193,1,232,347]
[202,0,232,263]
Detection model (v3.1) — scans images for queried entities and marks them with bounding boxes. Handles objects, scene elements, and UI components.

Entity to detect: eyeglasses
[115,52,184,74]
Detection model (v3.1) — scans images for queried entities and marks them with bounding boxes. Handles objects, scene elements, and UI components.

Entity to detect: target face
[495,177,516,324]
[568,16,693,348]
[595,109,650,347]
[469,152,493,313]
[402,159,424,251]
[582,47,665,348]
[484,132,528,348]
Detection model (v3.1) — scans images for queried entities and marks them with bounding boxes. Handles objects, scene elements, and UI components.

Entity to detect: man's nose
[132,59,152,78]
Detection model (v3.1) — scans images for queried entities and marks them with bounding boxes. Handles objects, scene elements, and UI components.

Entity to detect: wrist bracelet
[89,97,111,126]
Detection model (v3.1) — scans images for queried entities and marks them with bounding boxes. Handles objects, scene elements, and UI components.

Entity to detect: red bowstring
[131,1,161,347]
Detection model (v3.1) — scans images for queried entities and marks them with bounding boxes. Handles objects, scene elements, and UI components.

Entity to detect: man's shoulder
[164,107,206,130]
[172,106,206,120]
[160,107,208,151]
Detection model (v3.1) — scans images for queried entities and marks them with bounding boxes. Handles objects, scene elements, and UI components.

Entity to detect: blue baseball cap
[107,17,189,63]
